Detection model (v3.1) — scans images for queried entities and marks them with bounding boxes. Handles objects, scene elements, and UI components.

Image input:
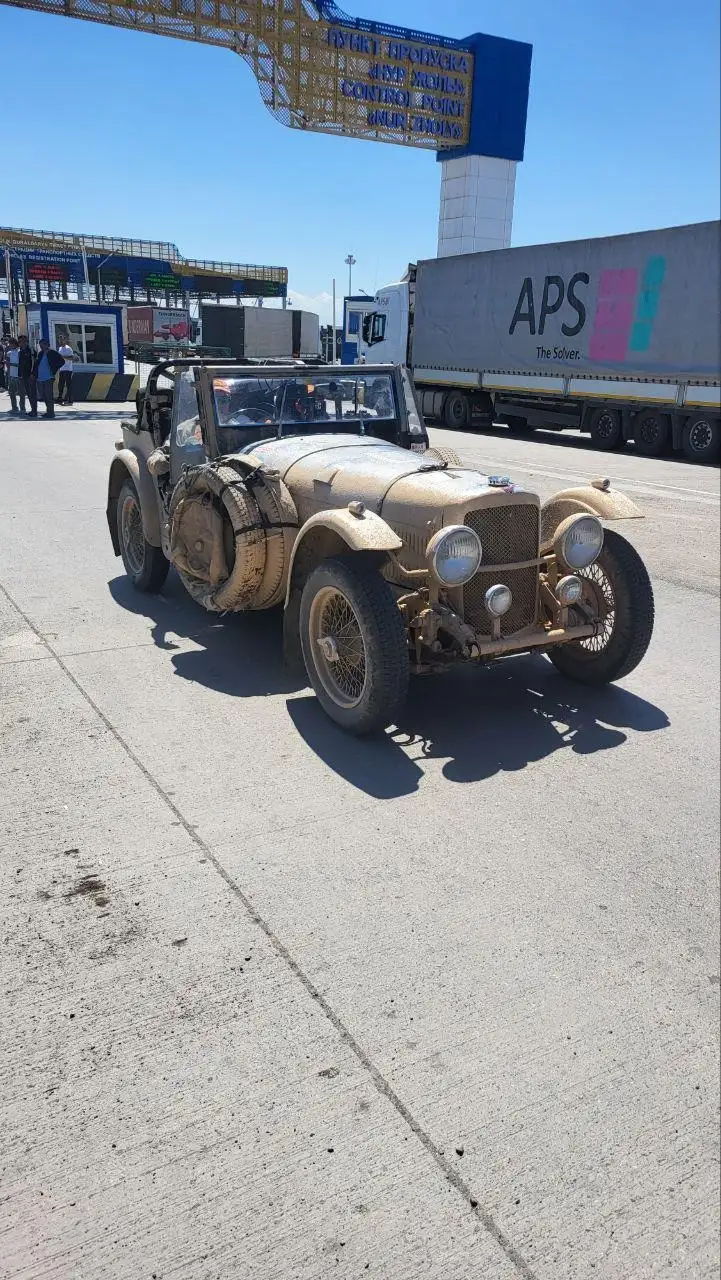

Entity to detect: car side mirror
[362,315,373,344]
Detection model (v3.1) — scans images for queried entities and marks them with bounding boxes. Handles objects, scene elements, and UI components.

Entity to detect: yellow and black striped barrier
[55,372,139,403]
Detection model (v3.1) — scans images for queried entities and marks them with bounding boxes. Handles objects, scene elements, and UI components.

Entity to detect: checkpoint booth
[17,301,137,401]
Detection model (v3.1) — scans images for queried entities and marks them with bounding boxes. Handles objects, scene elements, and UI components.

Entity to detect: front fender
[541,483,643,550]
[284,508,402,608]
[107,448,162,553]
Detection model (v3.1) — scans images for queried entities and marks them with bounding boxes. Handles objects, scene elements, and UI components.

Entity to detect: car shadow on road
[288,655,670,798]
[108,573,303,699]
[109,574,669,798]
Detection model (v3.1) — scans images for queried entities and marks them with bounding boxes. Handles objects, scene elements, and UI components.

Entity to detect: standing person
[17,336,36,417]
[0,338,6,392]
[5,337,24,414]
[32,339,64,420]
[57,338,76,405]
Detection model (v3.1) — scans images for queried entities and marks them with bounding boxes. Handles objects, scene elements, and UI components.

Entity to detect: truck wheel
[633,409,671,458]
[503,415,536,435]
[588,406,622,450]
[117,479,169,593]
[443,391,469,430]
[547,529,654,685]
[300,556,409,735]
[682,413,720,464]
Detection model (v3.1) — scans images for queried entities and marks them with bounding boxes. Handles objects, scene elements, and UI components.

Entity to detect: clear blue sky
[2,0,719,319]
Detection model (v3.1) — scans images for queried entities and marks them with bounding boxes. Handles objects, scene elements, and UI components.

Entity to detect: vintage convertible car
[107,360,654,734]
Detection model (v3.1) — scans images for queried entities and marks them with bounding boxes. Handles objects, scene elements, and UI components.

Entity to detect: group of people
[0,335,77,419]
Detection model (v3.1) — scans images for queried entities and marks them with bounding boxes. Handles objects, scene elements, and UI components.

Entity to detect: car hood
[239,433,526,528]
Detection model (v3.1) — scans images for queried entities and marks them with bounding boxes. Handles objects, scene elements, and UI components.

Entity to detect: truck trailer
[359,221,720,463]
[126,306,190,347]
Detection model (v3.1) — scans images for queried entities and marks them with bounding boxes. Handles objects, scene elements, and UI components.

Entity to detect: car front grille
[463,504,540,636]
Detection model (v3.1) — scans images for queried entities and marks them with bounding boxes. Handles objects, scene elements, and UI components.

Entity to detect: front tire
[117,478,169,593]
[300,556,409,734]
[547,529,654,685]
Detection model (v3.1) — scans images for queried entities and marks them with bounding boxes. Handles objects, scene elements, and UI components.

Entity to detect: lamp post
[344,253,356,297]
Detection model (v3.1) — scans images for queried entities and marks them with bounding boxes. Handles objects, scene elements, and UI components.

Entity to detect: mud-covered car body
[108,360,654,733]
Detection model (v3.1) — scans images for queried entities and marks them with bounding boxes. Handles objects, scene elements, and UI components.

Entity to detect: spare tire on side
[168,461,297,613]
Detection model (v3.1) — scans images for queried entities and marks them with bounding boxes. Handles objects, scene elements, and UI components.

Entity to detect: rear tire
[681,413,720,464]
[299,556,409,735]
[633,409,671,458]
[443,391,469,430]
[117,478,169,593]
[588,405,622,450]
[547,529,654,685]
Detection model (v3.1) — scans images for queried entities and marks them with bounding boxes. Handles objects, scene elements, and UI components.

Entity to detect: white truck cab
[359,280,411,368]
[359,273,492,431]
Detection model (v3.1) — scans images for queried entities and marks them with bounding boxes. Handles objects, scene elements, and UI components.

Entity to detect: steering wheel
[225,406,274,426]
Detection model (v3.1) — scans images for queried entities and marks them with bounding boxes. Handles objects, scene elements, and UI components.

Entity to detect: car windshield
[211,372,397,451]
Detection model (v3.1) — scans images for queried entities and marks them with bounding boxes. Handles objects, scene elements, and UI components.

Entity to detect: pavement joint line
[0,575,539,1280]
[0,654,55,666]
[56,639,175,659]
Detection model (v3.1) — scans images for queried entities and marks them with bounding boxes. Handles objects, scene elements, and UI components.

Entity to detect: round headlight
[555,514,604,571]
[485,583,513,617]
[557,574,583,605]
[426,524,482,586]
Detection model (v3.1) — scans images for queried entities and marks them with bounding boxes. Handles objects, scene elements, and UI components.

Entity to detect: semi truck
[359,221,720,463]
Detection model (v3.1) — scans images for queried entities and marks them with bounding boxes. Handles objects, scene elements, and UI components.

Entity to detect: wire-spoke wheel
[309,586,368,709]
[117,478,169,593]
[548,529,654,684]
[120,487,145,576]
[300,556,409,734]
[574,562,616,655]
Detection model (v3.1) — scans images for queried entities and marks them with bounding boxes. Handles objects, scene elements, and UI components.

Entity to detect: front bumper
[397,578,598,669]
[471,620,596,659]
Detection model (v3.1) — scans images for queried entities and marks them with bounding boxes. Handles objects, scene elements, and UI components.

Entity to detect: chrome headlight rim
[556,574,584,606]
[426,524,482,587]
[484,583,513,617]
[554,513,604,572]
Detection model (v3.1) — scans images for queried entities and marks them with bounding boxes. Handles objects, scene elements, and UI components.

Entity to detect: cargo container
[359,221,721,463]
[200,305,320,361]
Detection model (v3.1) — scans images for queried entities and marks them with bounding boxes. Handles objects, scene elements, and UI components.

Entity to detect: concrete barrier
[55,372,139,402]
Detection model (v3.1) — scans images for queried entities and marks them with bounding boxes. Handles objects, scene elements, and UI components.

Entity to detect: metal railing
[0,225,288,283]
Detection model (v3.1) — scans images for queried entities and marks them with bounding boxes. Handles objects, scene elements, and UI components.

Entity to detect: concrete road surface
[0,402,718,1280]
